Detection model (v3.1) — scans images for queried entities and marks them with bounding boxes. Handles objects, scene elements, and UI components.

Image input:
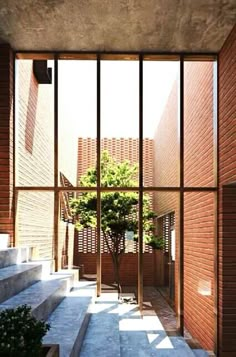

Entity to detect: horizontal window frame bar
[15,186,218,192]
[15,51,217,62]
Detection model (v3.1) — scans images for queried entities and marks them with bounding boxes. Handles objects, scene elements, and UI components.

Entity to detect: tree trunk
[110,252,122,294]
[113,255,122,294]
[103,231,123,295]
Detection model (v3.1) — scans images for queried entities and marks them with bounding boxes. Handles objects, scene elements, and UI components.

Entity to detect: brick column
[219,25,236,356]
[0,44,14,246]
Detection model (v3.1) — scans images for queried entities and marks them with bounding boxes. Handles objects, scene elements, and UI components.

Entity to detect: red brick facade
[77,137,154,186]
[184,61,215,351]
[15,59,74,267]
[154,61,215,350]
[76,252,161,286]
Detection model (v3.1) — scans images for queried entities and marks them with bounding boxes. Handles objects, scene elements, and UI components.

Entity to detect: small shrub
[0,304,50,357]
[144,235,164,250]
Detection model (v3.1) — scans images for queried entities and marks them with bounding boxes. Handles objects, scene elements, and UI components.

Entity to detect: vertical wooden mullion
[54,56,59,271]
[138,54,143,308]
[96,55,101,296]
[13,53,16,247]
[178,56,184,335]
[213,58,219,355]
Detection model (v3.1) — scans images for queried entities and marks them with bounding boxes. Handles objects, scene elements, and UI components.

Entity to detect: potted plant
[0,305,59,357]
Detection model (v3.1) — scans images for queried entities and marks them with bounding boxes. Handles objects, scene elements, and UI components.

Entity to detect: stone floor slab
[43,281,96,357]
[80,292,120,357]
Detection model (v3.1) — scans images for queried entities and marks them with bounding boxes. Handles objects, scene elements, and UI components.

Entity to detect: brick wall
[184,191,214,350]
[16,60,54,187]
[78,137,153,186]
[15,60,75,266]
[184,61,214,187]
[0,45,14,245]
[15,60,55,258]
[153,81,180,313]
[154,61,215,350]
[218,25,236,356]
[153,82,179,187]
[184,61,215,351]
[75,252,158,286]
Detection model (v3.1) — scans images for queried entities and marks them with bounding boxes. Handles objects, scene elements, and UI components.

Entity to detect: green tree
[70,151,163,293]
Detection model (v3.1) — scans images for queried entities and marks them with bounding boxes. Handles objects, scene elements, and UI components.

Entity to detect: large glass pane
[184,60,215,187]
[68,191,97,282]
[58,60,97,187]
[150,191,179,320]
[184,191,215,345]
[17,191,54,260]
[15,59,54,186]
[101,60,139,187]
[101,191,138,299]
[143,60,180,187]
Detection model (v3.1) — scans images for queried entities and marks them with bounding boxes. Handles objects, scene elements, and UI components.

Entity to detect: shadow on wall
[25,70,38,154]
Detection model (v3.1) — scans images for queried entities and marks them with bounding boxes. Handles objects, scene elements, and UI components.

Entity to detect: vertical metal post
[96,55,101,297]
[54,57,59,272]
[213,58,219,355]
[178,56,184,335]
[138,55,143,309]
[13,53,16,247]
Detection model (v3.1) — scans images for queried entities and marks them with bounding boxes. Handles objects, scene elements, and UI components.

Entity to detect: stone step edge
[32,279,68,321]
[0,278,69,321]
[0,264,42,304]
[0,263,42,280]
[43,282,96,357]
[73,289,97,356]
[70,312,92,357]
[0,247,30,268]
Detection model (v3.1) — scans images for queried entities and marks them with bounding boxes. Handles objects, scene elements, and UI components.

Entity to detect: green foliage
[70,151,163,250]
[0,305,50,357]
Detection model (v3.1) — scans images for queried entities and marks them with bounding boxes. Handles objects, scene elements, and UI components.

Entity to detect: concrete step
[0,263,42,303]
[0,277,69,321]
[51,270,78,292]
[0,248,18,268]
[0,247,29,268]
[43,281,96,357]
[80,292,121,357]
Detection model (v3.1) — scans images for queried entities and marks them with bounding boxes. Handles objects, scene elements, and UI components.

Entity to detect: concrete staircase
[0,248,96,357]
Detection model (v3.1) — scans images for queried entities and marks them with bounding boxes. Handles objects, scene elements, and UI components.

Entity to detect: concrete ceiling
[0,0,235,52]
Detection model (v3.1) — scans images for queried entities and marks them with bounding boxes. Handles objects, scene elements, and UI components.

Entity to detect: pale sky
[58,60,179,139]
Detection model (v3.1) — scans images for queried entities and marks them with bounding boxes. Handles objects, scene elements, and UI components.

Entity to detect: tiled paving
[119,286,178,332]
[80,293,120,357]
[80,291,196,356]
[80,283,212,356]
